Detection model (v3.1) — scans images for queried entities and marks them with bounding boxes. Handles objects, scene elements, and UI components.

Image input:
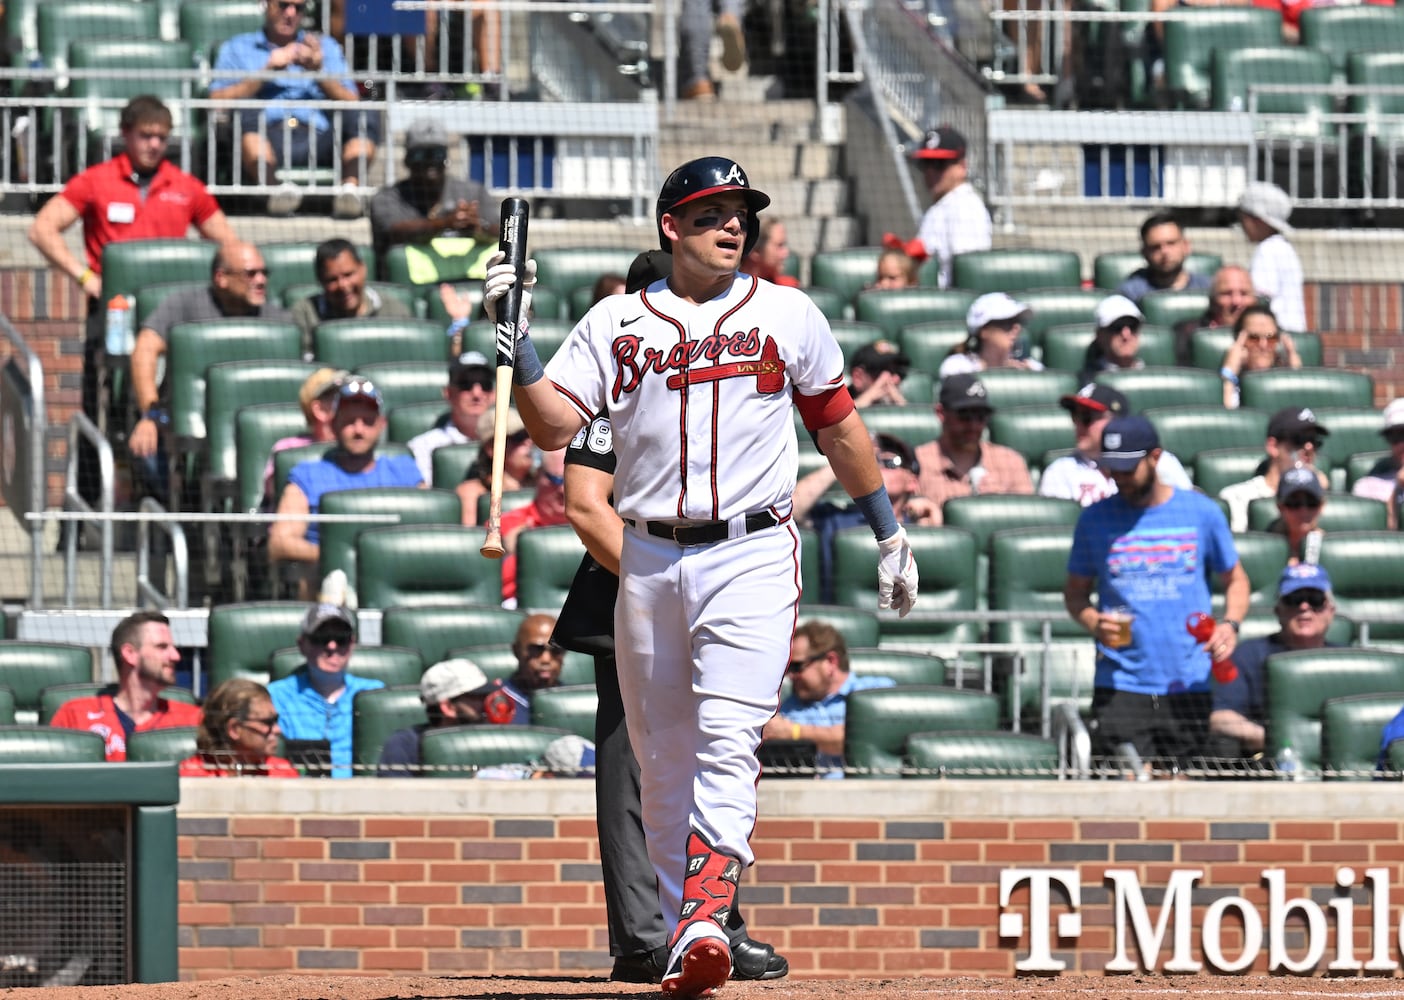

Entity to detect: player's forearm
[512,380,582,452]
[817,410,882,500]
[130,331,163,412]
[27,216,82,281]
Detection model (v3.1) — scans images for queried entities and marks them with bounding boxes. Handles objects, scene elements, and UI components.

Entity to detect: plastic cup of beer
[1105,607,1133,649]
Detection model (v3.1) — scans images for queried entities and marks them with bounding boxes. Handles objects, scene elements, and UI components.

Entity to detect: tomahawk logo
[720,162,745,185]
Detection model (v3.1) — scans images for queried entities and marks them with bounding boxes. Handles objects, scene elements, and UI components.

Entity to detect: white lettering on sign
[997,866,1399,975]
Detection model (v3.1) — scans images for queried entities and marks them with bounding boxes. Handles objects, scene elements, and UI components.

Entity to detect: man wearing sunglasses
[499,614,566,724]
[1219,406,1331,532]
[267,601,385,778]
[129,241,291,506]
[914,372,1032,524]
[1208,564,1338,764]
[498,449,569,606]
[407,350,496,483]
[1078,294,1148,384]
[368,118,496,275]
[1351,397,1404,530]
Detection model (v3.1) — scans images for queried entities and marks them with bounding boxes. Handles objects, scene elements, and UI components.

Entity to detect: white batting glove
[876,526,919,618]
[482,249,536,328]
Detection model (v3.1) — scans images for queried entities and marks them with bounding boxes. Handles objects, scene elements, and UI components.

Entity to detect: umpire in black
[551,250,788,983]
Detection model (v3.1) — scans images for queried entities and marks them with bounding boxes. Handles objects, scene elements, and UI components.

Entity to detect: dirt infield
[7,974,1404,1000]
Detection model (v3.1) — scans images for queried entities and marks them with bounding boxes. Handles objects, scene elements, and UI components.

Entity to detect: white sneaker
[266,184,302,216]
[717,13,746,72]
[332,188,363,220]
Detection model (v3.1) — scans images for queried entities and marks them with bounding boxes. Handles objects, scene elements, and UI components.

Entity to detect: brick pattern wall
[174,793,1404,982]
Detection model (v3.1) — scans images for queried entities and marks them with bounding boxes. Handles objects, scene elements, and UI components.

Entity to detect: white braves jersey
[545,274,846,523]
[914,181,992,288]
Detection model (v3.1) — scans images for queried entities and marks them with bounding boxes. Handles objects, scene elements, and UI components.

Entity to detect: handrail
[135,498,190,611]
[0,313,46,608]
[63,414,114,610]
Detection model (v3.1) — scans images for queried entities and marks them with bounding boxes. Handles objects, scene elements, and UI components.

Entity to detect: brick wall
[174,780,1404,982]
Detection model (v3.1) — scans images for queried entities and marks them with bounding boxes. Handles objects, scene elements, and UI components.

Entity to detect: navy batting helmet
[655,156,771,255]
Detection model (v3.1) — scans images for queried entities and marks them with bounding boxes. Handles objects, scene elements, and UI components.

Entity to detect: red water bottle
[1186,612,1238,684]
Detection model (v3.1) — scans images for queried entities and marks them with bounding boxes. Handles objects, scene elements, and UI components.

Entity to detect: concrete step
[656,141,841,182]
[660,95,833,143]
[757,177,850,218]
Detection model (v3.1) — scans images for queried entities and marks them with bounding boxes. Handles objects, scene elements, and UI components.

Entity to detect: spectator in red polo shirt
[27,95,235,505]
[50,610,202,761]
[500,447,568,607]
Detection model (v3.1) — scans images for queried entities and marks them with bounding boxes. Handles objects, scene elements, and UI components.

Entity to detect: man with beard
[50,611,200,760]
[368,118,496,275]
[268,377,423,597]
[1116,211,1211,304]
[1064,414,1249,773]
[290,239,412,356]
[501,614,566,724]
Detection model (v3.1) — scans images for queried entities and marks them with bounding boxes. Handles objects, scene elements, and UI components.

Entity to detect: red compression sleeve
[795,384,855,432]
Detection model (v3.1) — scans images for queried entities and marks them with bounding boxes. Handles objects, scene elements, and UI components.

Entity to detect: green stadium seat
[905,730,1060,779]
[0,686,14,725]
[1189,327,1324,369]
[1266,647,1404,770]
[181,0,265,72]
[827,320,889,366]
[799,286,850,321]
[1320,692,1404,780]
[1301,5,1404,83]
[897,322,967,374]
[1223,532,1289,609]
[1094,367,1223,409]
[456,319,574,366]
[101,240,219,320]
[269,644,424,687]
[280,281,420,316]
[1092,252,1223,293]
[1313,408,1392,476]
[1144,405,1267,462]
[1212,48,1332,141]
[0,642,93,716]
[420,724,573,776]
[975,368,1079,410]
[846,648,948,685]
[68,40,197,153]
[353,685,428,772]
[1016,288,1107,351]
[853,288,976,339]
[234,403,305,514]
[354,361,449,410]
[135,281,206,330]
[1041,323,1175,373]
[856,405,941,449]
[1246,493,1389,534]
[313,318,447,369]
[532,248,641,318]
[39,682,195,726]
[37,0,160,82]
[898,371,936,405]
[126,727,199,764]
[1346,451,1392,492]
[989,406,1075,472]
[528,684,599,741]
[810,247,883,306]
[318,487,462,594]
[950,250,1082,294]
[1347,50,1404,148]
[380,604,524,666]
[1163,6,1282,109]
[425,282,486,324]
[432,443,480,490]
[1240,369,1375,412]
[356,524,502,609]
[1193,447,1267,497]
[0,725,106,763]
[204,359,321,503]
[515,525,588,614]
[844,685,1001,777]
[568,284,603,322]
[797,606,882,649]
[943,495,1081,558]
[386,401,448,444]
[1140,289,1210,330]
[1391,738,1404,773]
[382,242,498,288]
[206,601,309,691]
[1319,532,1404,642]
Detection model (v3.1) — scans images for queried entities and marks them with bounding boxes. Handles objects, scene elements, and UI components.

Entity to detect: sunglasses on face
[1286,434,1321,449]
[787,651,827,674]
[952,409,992,422]
[406,146,448,166]
[241,713,280,734]
[983,319,1020,333]
[1280,589,1328,612]
[877,454,909,470]
[272,0,307,9]
[223,267,268,279]
[1281,495,1322,511]
[453,375,492,392]
[1384,429,1404,445]
[1105,320,1141,335]
[1246,332,1280,343]
[523,642,563,659]
[309,630,354,648]
[1071,410,1102,426]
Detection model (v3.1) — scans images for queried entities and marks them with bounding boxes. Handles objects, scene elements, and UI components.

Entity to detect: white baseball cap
[1381,398,1404,435]
[1095,294,1144,330]
[965,292,1030,336]
[420,658,495,704]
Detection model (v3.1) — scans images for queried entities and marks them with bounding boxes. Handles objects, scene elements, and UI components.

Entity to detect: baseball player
[485,157,919,998]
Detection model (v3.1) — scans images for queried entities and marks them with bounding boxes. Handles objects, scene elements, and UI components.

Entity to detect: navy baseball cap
[939,372,993,412]
[1060,382,1129,416]
[909,125,967,162]
[1098,415,1159,471]
[1278,563,1332,599]
[1276,466,1324,502]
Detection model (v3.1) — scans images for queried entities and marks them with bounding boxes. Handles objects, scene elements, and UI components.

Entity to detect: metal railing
[62,414,115,610]
[135,497,191,611]
[0,314,47,608]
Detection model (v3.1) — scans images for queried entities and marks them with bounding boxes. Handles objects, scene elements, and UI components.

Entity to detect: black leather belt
[628,511,778,546]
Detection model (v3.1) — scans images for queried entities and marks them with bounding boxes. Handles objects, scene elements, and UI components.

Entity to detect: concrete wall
[174,780,1404,981]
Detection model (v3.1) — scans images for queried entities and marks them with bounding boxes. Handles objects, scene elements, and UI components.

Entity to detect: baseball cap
[939,372,994,412]
[1268,406,1330,441]
[476,405,527,443]
[1098,414,1159,471]
[1380,398,1404,437]
[539,734,597,776]
[450,350,493,384]
[420,658,496,704]
[626,249,672,294]
[908,125,967,162]
[875,433,919,476]
[333,376,384,414]
[299,367,348,414]
[1278,562,1332,599]
[1238,181,1294,235]
[405,118,448,149]
[965,292,1030,336]
[1095,295,1144,330]
[301,602,355,637]
[1060,382,1129,416]
[850,340,911,378]
[1277,466,1325,502]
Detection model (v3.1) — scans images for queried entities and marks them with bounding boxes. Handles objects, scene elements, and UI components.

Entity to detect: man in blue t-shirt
[1209,564,1339,763]
[268,376,423,598]
[1064,415,1250,771]
[1116,211,1212,305]
[761,620,895,779]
